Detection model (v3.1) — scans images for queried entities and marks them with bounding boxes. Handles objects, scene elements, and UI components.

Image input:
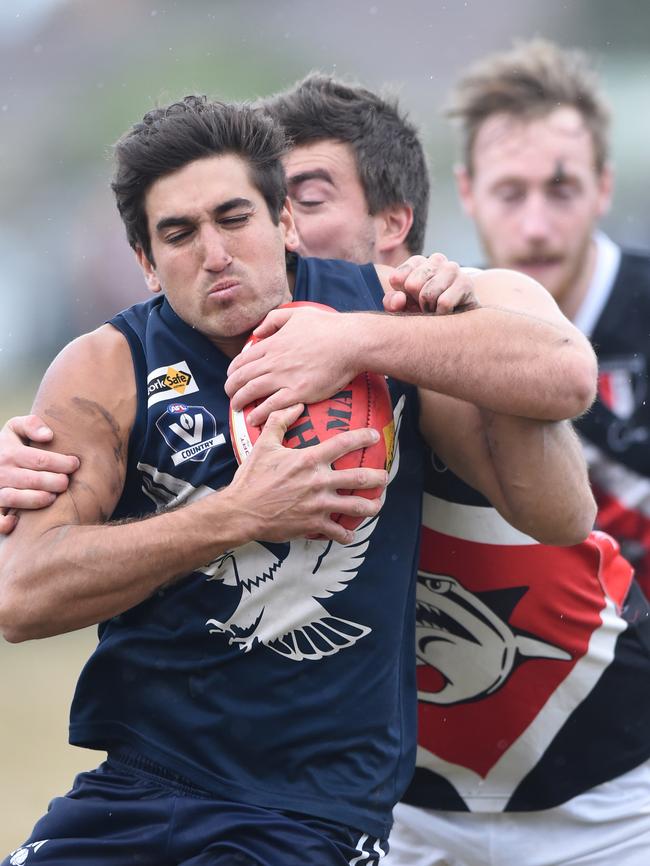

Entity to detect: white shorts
[385,760,650,866]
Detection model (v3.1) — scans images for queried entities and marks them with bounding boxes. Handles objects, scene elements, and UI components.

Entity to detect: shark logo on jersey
[204,397,404,660]
[415,573,570,705]
[156,403,225,466]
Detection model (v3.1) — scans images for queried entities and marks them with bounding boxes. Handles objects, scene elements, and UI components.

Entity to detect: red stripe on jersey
[593,485,650,598]
[598,371,615,413]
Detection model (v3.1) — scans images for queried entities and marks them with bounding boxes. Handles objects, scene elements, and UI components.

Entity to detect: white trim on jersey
[422,493,538,546]
[573,232,621,338]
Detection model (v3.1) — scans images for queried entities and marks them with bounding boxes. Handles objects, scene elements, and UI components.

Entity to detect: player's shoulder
[297,254,383,309]
[109,293,164,331]
[607,249,650,314]
[302,253,371,279]
[47,323,131,378]
[471,267,567,322]
[620,246,650,264]
[38,324,134,428]
[618,248,650,282]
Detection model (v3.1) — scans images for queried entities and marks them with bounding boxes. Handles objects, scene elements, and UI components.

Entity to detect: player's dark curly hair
[447,39,611,174]
[264,74,429,255]
[112,95,289,264]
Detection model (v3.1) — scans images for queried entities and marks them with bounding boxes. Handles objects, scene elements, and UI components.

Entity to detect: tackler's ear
[454,163,475,217]
[596,162,614,219]
[281,197,300,252]
[375,203,414,258]
[135,246,162,294]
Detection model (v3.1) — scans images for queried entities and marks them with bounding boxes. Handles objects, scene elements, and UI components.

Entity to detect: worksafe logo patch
[156,403,225,466]
[147,361,199,408]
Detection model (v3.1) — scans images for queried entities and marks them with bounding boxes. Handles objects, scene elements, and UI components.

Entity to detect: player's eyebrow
[287,168,335,187]
[213,196,255,215]
[156,215,192,233]
[155,198,255,233]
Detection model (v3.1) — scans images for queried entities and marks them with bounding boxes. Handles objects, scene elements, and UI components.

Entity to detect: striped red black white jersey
[573,240,650,598]
[402,454,650,813]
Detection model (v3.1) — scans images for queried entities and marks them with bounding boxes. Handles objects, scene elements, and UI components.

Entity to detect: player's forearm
[0,491,251,642]
[0,416,387,641]
[480,413,596,545]
[351,308,596,421]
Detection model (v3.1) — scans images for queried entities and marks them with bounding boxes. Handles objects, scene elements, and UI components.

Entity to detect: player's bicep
[474,268,569,323]
[7,326,135,541]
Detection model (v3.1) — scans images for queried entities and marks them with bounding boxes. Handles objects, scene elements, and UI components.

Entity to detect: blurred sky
[1,0,649,417]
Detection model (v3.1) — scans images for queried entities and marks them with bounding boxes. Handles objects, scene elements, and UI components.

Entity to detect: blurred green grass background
[0,380,102,852]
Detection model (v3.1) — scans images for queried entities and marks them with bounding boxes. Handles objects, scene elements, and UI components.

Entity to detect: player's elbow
[527,495,596,547]
[0,591,27,643]
[0,607,45,643]
[0,623,29,644]
[0,589,27,643]
[566,492,598,546]
[0,568,46,643]
[562,342,598,419]
[534,515,594,547]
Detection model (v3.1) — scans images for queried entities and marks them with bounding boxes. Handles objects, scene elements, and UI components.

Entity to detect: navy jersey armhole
[108,318,148,469]
[360,262,385,308]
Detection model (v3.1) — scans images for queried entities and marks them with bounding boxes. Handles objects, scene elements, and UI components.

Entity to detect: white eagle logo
[204,531,374,659]
[138,395,404,662]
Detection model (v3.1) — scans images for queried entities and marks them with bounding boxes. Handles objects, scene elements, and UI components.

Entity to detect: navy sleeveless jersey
[575,250,650,597]
[402,454,650,813]
[68,254,428,837]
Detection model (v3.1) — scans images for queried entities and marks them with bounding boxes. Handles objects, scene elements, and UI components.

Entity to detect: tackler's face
[457,106,612,308]
[283,139,379,265]
[136,153,299,357]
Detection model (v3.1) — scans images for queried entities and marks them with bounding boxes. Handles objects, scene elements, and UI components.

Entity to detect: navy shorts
[2,757,389,865]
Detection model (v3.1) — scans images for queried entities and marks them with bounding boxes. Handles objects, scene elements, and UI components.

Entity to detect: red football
[229,302,395,531]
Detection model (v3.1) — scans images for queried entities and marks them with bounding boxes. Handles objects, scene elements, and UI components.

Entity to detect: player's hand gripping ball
[229,302,395,531]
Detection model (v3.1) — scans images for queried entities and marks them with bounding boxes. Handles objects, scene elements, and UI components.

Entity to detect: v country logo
[156,403,225,466]
[147,361,199,408]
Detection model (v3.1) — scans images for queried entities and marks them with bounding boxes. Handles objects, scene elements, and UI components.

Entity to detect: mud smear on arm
[43,397,128,525]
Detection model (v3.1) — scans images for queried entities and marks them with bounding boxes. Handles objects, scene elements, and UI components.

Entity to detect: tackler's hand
[0,414,80,535]
[228,404,387,546]
[225,305,357,427]
[383,253,481,315]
